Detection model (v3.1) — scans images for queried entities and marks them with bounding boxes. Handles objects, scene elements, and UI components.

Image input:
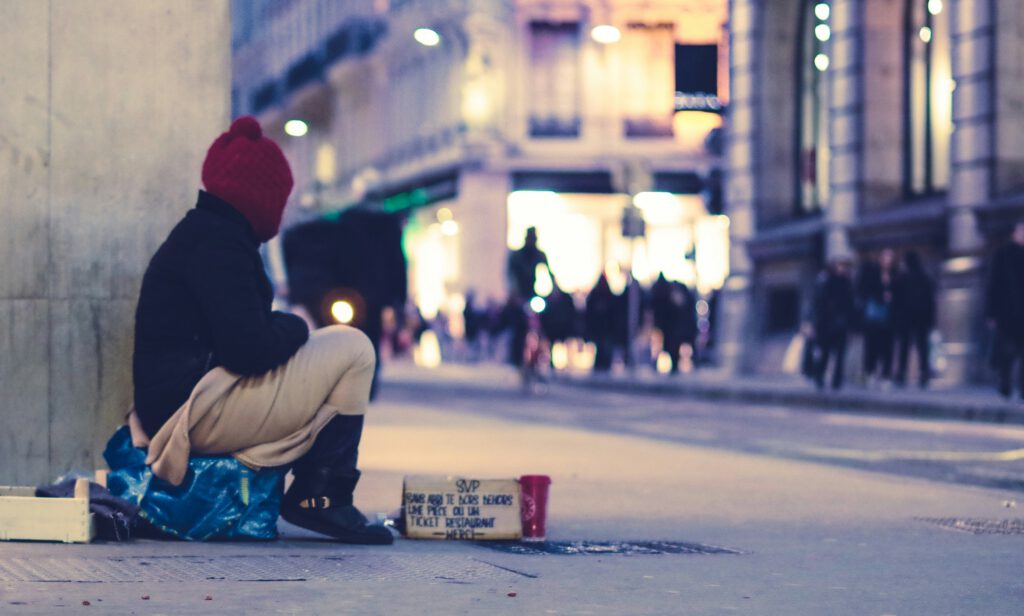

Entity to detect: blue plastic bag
[103,426,285,541]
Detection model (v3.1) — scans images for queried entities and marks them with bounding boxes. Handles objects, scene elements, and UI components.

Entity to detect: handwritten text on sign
[403,477,522,540]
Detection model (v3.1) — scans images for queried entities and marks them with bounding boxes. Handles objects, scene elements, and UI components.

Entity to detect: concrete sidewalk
[2,390,1022,614]
[381,360,1024,425]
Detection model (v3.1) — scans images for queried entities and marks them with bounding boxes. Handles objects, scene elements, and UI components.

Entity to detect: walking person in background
[892,251,936,388]
[614,276,646,369]
[506,227,549,366]
[462,289,483,362]
[651,273,698,374]
[812,257,857,391]
[507,227,549,299]
[586,274,617,372]
[857,248,897,387]
[540,280,577,367]
[985,220,1024,399]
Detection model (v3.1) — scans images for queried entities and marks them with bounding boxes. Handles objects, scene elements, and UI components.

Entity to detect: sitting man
[130,116,391,544]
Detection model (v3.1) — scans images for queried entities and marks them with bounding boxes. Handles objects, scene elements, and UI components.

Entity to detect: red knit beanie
[201,116,294,242]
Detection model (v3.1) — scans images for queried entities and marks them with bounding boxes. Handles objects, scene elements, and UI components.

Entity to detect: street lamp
[590,25,621,44]
[414,27,441,47]
[284,119,308,137]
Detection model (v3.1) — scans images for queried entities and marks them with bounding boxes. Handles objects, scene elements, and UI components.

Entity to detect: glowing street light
[815,24,831,42]
[928,0,943,15]
[284,119,308,137]
[590,25,621,44]
[814,3,830,21]
[331,300,355,324]
[414,28,441,46]
[814,53,830,72]
[440,220,460,236]
[919,26,932,43]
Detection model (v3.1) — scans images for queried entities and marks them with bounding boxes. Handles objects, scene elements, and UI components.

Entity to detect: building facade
[232,0,729,320]
[720,0,1024,386]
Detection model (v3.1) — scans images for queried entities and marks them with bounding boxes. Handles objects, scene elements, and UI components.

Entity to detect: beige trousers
[132,325,376,486]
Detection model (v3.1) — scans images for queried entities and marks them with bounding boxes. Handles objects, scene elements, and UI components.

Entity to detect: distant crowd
[380,221,1024,401]
[806,219,1024,399]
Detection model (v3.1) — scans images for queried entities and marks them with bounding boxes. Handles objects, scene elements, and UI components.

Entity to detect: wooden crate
[0,477,98,543]
[403,475,522,540]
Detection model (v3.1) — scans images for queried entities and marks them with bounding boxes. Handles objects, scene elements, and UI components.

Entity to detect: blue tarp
[103,426,285,541]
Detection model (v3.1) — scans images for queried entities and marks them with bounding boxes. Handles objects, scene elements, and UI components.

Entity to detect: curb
[382,372,1024,426]
[554,375,1024,425]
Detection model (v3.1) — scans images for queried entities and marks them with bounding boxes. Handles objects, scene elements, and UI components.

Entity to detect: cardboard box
[403,476,522,540]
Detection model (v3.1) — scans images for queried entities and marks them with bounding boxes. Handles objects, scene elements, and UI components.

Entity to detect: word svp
[402,476,523,540]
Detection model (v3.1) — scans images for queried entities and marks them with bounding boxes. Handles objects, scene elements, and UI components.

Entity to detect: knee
[318,325,376,372]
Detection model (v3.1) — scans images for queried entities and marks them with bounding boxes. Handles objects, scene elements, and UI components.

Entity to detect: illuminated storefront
[397,170,731,337]
[403,202,461,320]
[506,189,729,296]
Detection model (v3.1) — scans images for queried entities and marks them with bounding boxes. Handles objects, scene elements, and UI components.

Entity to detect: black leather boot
[281,467,394,545]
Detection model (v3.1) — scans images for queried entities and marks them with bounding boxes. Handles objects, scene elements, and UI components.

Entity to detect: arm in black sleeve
[189,241,309,376]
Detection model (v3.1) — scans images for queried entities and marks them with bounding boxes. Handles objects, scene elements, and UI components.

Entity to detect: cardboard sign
[402,476,522,540]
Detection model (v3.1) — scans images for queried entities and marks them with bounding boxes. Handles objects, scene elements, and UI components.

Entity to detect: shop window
[796,1,831,213]
[905,0,951,195]
[676,44,719,102]
[766,286,801,333]
[622,23,676,138]
[528,22,582,138]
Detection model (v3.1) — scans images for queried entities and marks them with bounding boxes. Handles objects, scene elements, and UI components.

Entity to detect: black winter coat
[813,270,856,341]
[651,278,698,344]
[585,281,616,342]
[132,191,309,437]
[892,268,936,333]
[986,242,1024,342]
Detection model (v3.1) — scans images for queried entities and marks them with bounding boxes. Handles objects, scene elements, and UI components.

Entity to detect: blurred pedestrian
[812,257,857,391]
[857,248,897,386]
[985,219,1024,399]
[586,274,617,372]
[892,251,936,388]
[540,281,577,357]
[613,277,646,368]
[507,227,549,300]
[463,289,483,362]
[651,273,698,374]
[506,228,549,366]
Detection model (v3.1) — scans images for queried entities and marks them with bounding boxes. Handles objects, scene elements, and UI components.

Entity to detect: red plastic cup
[519,475,551,542]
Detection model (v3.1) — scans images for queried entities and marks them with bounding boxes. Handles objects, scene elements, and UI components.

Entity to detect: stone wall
[0,1,230,484]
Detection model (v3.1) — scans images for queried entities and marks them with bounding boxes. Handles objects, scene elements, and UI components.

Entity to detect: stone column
[717,0,759,374]
[457,170,511,302]
[939,0,994,383]
[825,0,864,261]
[0,1,230,484]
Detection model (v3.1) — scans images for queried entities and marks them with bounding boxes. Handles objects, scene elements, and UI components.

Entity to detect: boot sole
[280,508,395,545]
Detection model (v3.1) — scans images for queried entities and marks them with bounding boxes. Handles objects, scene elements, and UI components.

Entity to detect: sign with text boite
[403,476,522,540]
